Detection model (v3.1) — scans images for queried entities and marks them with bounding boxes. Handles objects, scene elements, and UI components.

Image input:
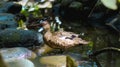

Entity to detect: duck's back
[44,30,89,49]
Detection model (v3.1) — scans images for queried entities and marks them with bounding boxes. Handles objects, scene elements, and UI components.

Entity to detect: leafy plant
[17,20,27,30]
[20,3,42,18]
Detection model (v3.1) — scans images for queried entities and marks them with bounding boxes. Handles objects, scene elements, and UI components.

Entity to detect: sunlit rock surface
[0,53,35,67]
[7,59,35,67]
[33,55,78,67]
[0,29,43,48]
[0,47,36,61]
[40,55,66,67]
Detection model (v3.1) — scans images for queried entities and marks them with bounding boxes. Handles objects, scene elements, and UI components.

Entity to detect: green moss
[67,55,78,67]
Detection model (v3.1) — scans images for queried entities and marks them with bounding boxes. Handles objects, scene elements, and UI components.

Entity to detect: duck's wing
[50,31,89,49]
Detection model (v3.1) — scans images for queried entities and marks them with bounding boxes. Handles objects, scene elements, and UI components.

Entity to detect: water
[61,20,120,67]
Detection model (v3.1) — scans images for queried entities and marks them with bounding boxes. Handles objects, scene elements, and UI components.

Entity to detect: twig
[88,0,100,17]
[89,47,120,67]
[89,47,120,57]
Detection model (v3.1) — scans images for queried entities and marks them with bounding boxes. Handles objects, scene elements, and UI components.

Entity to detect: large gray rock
[0,29,43,48]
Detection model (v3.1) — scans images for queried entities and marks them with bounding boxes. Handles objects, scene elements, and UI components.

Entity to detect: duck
[38,18,89,50]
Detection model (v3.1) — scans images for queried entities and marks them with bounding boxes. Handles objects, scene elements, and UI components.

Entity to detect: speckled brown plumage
[41,20,89,50]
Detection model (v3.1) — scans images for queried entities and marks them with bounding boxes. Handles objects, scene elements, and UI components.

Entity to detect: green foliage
[17,20,27,30]
[101,0,117,10]
[20,6,29,17]
[88,41,94,50]
[31,4,43,17]
[50,22,55,32]
[18,20,24,28]
[20,4,42,18]
[50,22,62,32]
[67,55,78,67]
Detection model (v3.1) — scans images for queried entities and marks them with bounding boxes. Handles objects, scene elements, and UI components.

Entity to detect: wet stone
[7,59,35,67]
[0,2,22,14]
[0,29,43,48]
[0,47,36,61]
[64,52,98,67]
[0,13,15,22]
[0,13,18,30]
[33,55,78,67]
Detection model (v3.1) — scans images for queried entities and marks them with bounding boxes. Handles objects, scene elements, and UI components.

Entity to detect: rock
[61,0,73,6]
[0,53,35,67]
[0,13,18,30]
[0,53,8,67]
[0,2,22,14]
[0,47,36,61]
[69,1,82,9]
[7,3,22,14]
[0,29,43,48]
[0,13,15,21]
[55,0,83,20]
[39,55,66,67]
[38,55,78,67]
[64,52,98,67]
[7,59,35,67]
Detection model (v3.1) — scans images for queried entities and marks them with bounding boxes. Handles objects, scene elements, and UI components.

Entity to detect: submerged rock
[0,47,36,61]
[0,29,43,48]
[64,52,98,67]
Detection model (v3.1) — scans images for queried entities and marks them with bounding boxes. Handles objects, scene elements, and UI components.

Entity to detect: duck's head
[38,17,51,32]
